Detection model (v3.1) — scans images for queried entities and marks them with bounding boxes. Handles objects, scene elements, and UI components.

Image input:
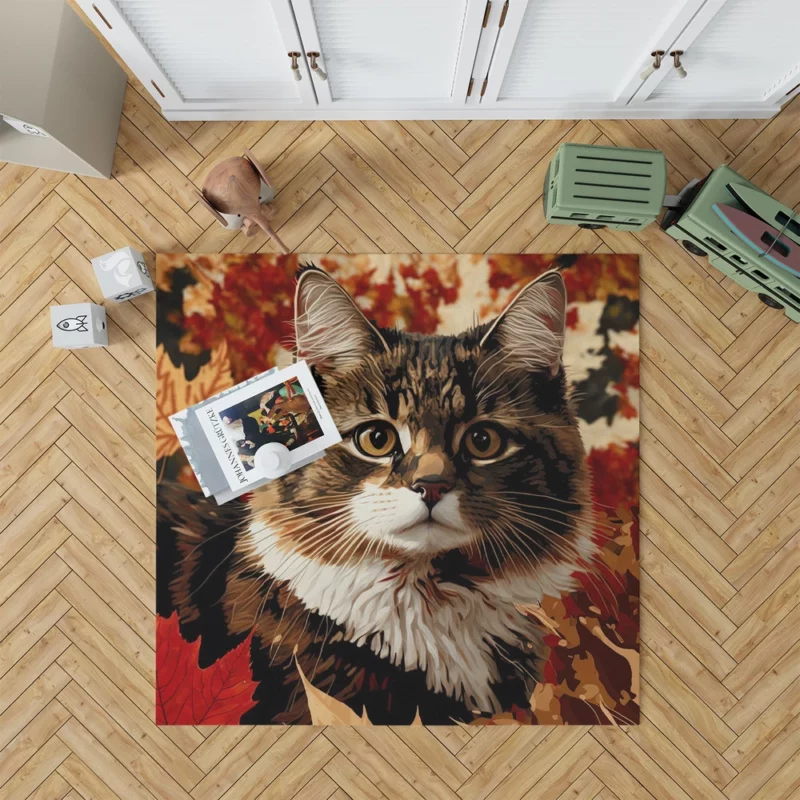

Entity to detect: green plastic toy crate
[544,143,667,231]
[661,164,800,323]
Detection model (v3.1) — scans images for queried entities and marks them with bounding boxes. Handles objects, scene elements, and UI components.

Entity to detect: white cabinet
[75,0,800,120]
[290,0,486,109]
[479,0,696,106]
[631,0,800,108]
[81,0,317,112]
[477,0,800,116]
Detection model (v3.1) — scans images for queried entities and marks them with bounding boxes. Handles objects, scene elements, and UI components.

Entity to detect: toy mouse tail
[254,212,290,254]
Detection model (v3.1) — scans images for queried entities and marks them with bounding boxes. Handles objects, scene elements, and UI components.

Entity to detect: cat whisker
[183,544,241,600]
[483,519,541,576]
[471,502,602,580]
[487,500,601,530]
[177,491,363,565]
[319,524,374,569]
[488,515,622,612]
[249,510,354,551]
[482,521,516,566]
[491,639,539,686]
[491,490,620,519]
[176,508,260,562]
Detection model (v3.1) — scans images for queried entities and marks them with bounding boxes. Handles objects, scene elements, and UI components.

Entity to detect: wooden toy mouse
[197,148,289,253]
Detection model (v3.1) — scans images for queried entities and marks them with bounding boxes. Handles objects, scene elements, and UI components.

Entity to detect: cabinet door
[290,0,486,109]
[633,0,800,108]
[76,0,316,112]
[479,0,705,109]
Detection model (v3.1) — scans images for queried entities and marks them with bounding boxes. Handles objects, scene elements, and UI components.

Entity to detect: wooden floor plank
[640,500,736,609]
[640,649,738,755]
[56,717,157,800]
[327,124,466,247]
[187,121,275,186]
[0,228,68,316]
[453,121,538,192]
[0,163,36,206]
[454,119,577,229]
[363,120,469,210]
[0,698,71,790]
[121,86,202,176]
[55,463,155,574]
[400,121,469,175]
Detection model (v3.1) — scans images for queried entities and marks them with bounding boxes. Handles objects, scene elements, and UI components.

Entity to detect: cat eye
[353,421,400,459]
[463,424,506,461]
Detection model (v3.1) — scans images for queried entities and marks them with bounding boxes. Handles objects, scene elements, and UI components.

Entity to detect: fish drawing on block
[57,315,89,332]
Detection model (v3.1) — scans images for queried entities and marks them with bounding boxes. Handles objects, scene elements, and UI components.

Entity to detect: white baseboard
[162,103,779,121]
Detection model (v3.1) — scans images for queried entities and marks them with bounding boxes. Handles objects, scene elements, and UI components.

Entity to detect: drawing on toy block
[92,246,154,302]
[50,302,107,348]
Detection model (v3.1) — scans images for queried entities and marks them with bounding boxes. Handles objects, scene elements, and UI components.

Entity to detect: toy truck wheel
[578,223,606,229]
[758,293,784,310]
[682,240,707,257]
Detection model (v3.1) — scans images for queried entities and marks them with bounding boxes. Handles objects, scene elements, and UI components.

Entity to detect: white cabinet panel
[291,0,486,107]
[646,0,800,103]
[493,0,689,103]
[75,0,316,110]
[75,0,792,119]
[115,0,293,101]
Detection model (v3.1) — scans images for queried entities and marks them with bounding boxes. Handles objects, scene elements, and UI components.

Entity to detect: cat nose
[411,479,452,510]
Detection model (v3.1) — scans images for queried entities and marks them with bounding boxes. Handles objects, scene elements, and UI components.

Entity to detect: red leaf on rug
[156,612,258,725]
[587,441,640,514]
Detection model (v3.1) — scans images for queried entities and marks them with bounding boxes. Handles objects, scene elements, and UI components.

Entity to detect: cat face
[250,266,591,578]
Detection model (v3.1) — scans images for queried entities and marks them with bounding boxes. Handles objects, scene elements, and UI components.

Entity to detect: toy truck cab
[660,164,800,322]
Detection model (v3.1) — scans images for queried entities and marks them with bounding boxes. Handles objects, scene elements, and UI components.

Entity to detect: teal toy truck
[544,142,800,322]
[660,165,800,322]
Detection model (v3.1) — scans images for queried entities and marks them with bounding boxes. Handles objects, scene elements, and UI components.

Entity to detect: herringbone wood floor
[2,28,800,799]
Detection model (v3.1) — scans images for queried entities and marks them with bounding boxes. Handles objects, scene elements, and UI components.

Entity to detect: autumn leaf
[156,340,234,460]
[156,612,258,725]
[293,658,426,725]
[296,658,372,725]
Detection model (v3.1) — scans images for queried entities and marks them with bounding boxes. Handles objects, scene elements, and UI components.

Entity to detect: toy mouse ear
[243,148,272,189]
[196,190,229,227]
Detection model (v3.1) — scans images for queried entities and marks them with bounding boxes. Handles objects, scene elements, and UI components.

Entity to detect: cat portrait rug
[156,253,640,726]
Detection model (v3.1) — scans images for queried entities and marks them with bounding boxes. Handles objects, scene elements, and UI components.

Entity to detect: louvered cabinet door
[632,0,800,109]
[478,0,706,110]
[289,0,486,108]
[75,0,316,112]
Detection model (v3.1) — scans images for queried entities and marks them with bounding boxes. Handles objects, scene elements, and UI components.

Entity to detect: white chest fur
[247,523,582,712]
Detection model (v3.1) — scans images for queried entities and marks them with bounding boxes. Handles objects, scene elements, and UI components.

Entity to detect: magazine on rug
[170,360,340,503]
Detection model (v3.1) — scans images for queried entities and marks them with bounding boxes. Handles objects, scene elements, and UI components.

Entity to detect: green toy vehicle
[660,165,800,323]
[544,143,667,231]
[543,142,800,322]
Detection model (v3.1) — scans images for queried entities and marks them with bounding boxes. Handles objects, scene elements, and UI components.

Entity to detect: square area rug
[156,254,639,726]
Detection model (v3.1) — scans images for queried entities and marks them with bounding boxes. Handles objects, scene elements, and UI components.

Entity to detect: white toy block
[91,246,154,302]
[51,303,107,349]
[1,115,50,137]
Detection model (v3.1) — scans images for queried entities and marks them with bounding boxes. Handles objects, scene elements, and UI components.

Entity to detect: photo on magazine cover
[217,377,324,470]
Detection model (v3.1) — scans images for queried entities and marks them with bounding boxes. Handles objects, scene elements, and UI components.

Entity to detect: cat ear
[479,270,567,376]
[294,267,389,371]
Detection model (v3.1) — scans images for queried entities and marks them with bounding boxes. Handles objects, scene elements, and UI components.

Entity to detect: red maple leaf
[156,612,258,725]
